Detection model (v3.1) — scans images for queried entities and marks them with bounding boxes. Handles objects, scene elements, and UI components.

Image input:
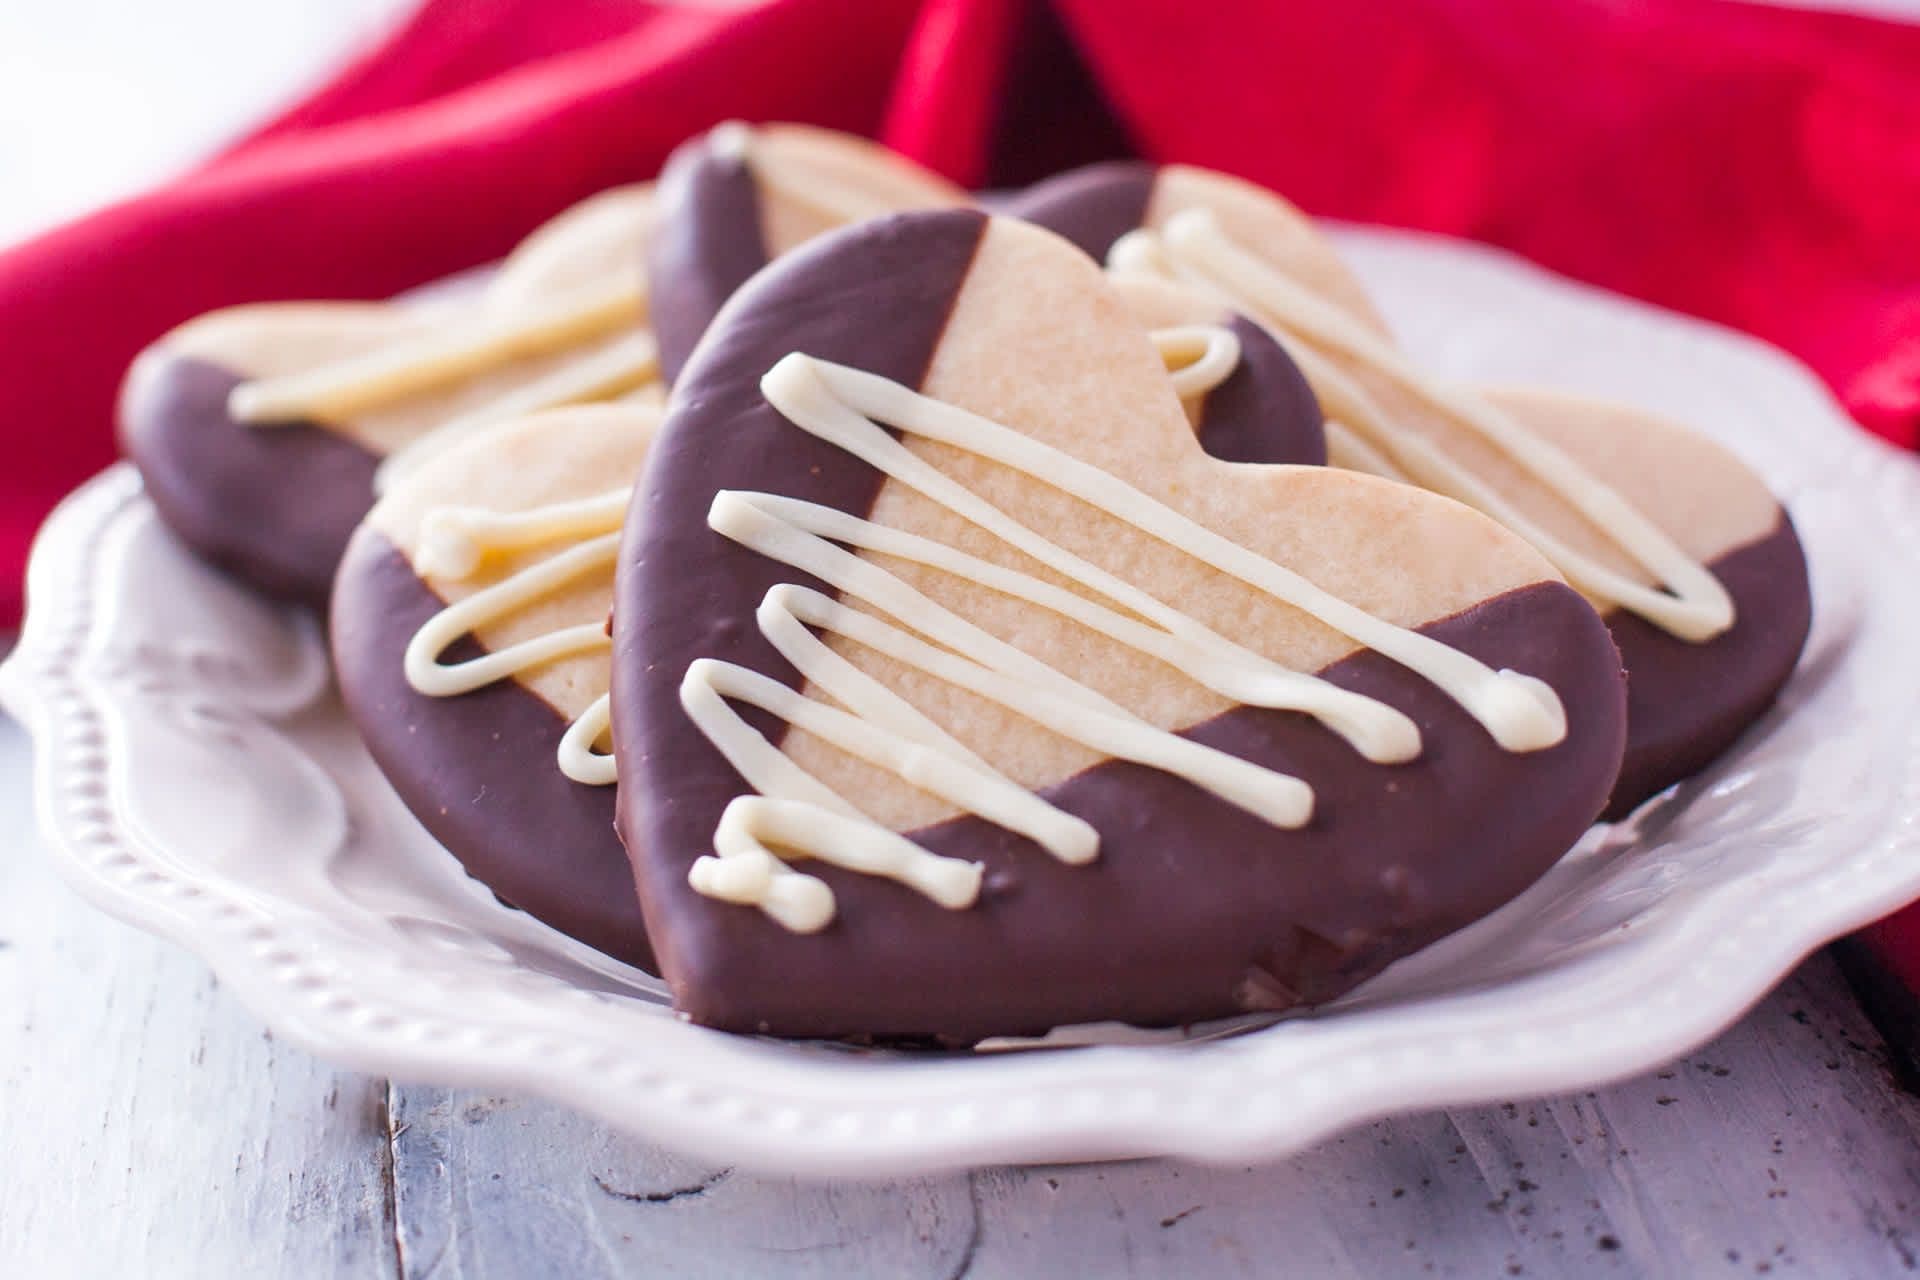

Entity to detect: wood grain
[380,957,1920,1279]
[9,0,1920,1272]
[0,721,397,1278]
[5,712,1920,1277]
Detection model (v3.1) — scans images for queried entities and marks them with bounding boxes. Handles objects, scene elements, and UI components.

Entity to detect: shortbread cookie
[1476,389,1809,814]
[1019,161,1810,818]
[646,123,968,380]
[333,405,657,971]
[1116,276,1324,465]
[327,260,1331,973]
[121,184,659,606]
[613,210,1627,1041]
[1005,162,1389,333]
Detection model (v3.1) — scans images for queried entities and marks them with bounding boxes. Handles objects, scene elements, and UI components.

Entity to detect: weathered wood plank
[10,5,1920,1277]
[945,958,1919,1279]
[0,720,399,1278]
[7,657,1918,1280]
[1836,938,1920,1096]
[386,954,1920,1279]
[387,1088,976,1278]
[1440,963,1920,1278]
[13,679,1913,1280]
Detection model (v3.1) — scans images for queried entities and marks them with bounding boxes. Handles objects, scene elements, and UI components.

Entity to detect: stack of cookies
[121,123,1811,1044]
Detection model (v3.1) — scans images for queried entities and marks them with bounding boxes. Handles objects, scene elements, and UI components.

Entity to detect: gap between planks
[376,950,1920,1279]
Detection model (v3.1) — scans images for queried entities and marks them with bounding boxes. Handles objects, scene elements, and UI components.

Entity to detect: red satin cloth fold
[4,0,1919,977]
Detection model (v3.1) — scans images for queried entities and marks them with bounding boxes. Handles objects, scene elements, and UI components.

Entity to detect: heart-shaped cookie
[121,183,659,606]
[646,123,969,380]
[1015,161,1810,818]
[613,210,1626,1042]
[1005,161,1390,335]
[1115,275,1325,466]
[329,260,1333,975]
[333,404,657,971]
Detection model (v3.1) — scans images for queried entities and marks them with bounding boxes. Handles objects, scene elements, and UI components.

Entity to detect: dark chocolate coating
[1001,160,1156,262]
[332,530,655,973]
[646,136,768,384]
[1603,515,1810,818]
[1008,161,1814,822]
[615,209,1628,1042]
[310,206,1324,972]
[658,586,1621,1042]
[1006,168,1324,467]
[1195,316,1326,466]
[121,356,377,609]
[614,208,988,914]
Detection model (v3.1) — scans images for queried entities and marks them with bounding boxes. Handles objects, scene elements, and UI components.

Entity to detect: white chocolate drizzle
[403,489,628,786]
[229,273,658,496]
[376,331,659,494]
[384,326,1237,805]
[231,278,644,423]
[1152,324,1241,402]
[681,353,1569,933]
[558,694,617,787]
[1324,418,1410,482]
[1108,210,1735,642]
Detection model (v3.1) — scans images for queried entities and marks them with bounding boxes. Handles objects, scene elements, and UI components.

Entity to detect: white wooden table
[9,3,1920,1274]
[4,708,1920,1277]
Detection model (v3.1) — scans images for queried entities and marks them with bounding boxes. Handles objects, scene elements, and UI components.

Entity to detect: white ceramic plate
[7,228,1920,1177]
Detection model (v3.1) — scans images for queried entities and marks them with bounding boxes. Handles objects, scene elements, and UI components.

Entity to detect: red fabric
[882,0,1028,186]
[5,0,1920,964]
[1054,0,1920,453]
[0,0,931,626]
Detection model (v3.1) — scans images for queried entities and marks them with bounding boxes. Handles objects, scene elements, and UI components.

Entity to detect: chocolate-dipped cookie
[1115,275,1324,466]
[1475,389,1808,817]
[646,122,969,381]
[613,210,1627,1042]
[121,183,660,607]
[1004,161,1389,334]
[333,404,657,971]
[330,232,1329,973]
[1017,161,1811,818]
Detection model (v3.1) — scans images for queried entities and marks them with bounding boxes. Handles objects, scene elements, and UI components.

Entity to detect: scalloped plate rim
[5,225,1920,1177]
